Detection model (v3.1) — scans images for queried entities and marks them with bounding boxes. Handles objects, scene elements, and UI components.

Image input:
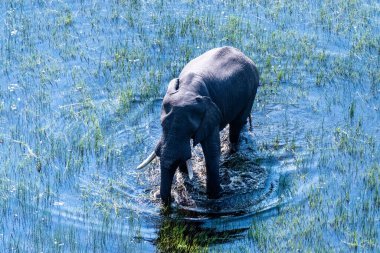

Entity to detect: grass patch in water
[156,218,246,253]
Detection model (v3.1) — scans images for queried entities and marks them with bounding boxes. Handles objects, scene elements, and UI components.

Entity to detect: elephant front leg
[178,161,187,174]
[201,128,222,199]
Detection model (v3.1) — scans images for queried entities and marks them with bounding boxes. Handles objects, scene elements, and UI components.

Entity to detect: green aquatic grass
[0,0,379,252]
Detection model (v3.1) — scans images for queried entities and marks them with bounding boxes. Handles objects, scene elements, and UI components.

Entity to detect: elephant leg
[229,121,245,153]
[229,99,254,153]
[201,128,222,198]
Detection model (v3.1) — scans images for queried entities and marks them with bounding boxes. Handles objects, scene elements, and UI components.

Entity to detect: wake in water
[149,127,280,217]
[40,101,316,248]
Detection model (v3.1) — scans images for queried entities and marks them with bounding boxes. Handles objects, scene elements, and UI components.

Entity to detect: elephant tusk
[186,159,193,180]
[137,152,156,169]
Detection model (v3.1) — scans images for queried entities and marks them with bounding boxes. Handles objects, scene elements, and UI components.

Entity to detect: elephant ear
[167,78,180,95]
[193,96,222,146]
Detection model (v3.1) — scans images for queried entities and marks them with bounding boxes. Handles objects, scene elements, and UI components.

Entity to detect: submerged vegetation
[0,0,379,252]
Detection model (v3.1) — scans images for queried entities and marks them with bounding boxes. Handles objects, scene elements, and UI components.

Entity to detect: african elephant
[137,46,260,205]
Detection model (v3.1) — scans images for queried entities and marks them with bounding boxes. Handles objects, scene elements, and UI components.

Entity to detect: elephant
[137,46,260,205]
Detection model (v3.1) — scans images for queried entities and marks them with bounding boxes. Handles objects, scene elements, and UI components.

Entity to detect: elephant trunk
[160,161,176,205]
[157,136,192,204]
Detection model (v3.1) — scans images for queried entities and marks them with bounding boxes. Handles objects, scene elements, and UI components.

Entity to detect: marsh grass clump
[248,221,270,251]
[364,163,380,192]
[156,220,209,253]
[222,15,243,44]
[117,87,134,115]
[157,219,236,253]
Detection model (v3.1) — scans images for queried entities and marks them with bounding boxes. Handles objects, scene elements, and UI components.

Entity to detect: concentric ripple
[145,127,281,218]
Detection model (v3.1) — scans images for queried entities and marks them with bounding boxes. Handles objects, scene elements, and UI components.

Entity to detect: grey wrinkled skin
[155,46,260,205]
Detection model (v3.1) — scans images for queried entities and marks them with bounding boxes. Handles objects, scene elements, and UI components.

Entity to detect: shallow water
[15,93,320,251]
[0,0,379,252]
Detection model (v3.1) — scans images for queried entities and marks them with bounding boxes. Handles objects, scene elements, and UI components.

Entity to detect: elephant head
[137,78,222,204]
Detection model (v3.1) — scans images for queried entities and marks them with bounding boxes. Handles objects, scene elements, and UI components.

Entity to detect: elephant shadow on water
[149,125,278,216]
